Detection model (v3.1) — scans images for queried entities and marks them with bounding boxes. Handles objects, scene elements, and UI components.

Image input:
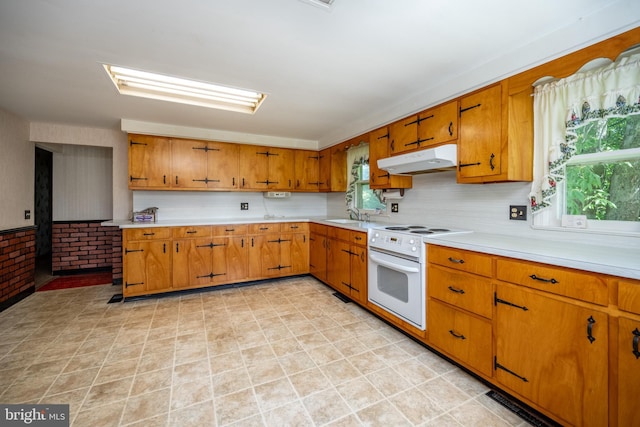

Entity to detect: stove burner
[407,226,427,229]
[385,226,410,231]
[428,228,450,232]
[410,230,434,234]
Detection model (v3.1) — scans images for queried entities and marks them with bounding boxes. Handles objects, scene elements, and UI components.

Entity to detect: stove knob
[409,239,415,245]
[411,246,417,252]
[374,232,380,238]
[370,238,376,243]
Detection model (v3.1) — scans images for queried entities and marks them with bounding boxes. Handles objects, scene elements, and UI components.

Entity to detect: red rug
[37,272,113,292]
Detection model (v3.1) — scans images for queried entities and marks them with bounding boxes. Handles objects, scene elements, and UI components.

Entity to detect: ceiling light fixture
[103,64,266,114]
[298,0,335,11]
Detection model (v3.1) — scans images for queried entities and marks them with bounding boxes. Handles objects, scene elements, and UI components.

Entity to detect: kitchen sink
[326,219,361,224]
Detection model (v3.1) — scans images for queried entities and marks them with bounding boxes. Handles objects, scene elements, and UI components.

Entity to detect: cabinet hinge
[494,357,528,382]
[459,103,481,116]
[129,140,147,146]
[125,281,144,288]
[125,248,144,254]
[494,292,528,311]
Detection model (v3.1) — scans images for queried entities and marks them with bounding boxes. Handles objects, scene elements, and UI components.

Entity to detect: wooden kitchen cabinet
[128,134,171,189]
[122,228,172,297]
[369,127,412,190]
[318,147,332,192]
[309,223,328,282]
[457,81,533,183]
[326,227,367,304]
[248,223,308,279]
[294,149,321,191]
[171,139,239,190]
[417,101,458,147]
[239,145,294,190]
[494,282,608,427]
[427,245,494,377]
[389,115,420,155]
[616,279,640,427]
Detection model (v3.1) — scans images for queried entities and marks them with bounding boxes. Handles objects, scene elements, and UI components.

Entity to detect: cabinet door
[294,150,320,191]
[418,101,458,147]
[171,139,209,189]
[389,115,419,155]
[128,135,171,189]
[288,233,309,275]
[173,238,212,288]
[318,148,331,192]
[458,84,502,179]
[248,235,281,278]
[268,147,294,190]
[239,145,269,189]
[326,238,351,295]
[369,127,391,188]
[495,282,608,426]
[349,245,367,304]
[618,316,640,427]
[207,141,239,190]
[123,240,171,296]
[226,236,248,282]
[309,233,327,281]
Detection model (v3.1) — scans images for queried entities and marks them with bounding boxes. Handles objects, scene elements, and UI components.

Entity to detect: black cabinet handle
[633,328,640,359]
[489,153,496,170]
[448,121,453,136]
[587,316,596,343]
[448,286,465,294]
[448,257,464,264]
[449,330,466,340]
[143,232,155,236]
[529,274,558,284]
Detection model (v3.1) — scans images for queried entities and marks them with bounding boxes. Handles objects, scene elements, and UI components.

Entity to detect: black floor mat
[486,390,558,426]
[107,293,123,304]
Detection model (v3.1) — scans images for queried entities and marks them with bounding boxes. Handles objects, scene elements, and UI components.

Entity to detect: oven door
[368,248,425,330]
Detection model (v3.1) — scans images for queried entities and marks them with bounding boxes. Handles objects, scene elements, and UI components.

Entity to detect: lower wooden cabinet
[494,282,608,427]
[123,238,172,297]
[617,316,640,426]
[325,228,367,305]
[173,237,231,288]
[309,225,328,282]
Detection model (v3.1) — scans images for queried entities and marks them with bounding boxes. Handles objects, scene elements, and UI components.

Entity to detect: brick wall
[52,221,114,275]
[0,227,36,311]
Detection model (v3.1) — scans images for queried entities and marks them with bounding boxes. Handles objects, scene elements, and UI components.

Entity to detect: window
[530,52,640,235]
[354,163,386,211]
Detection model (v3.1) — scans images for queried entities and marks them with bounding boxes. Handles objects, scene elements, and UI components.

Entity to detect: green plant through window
[356,163,386,211]
[565,114,640,221]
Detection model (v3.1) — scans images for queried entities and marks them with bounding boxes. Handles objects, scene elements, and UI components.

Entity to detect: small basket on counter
[132,207,158,223]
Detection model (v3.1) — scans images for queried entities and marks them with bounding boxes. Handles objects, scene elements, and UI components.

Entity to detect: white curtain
[529,53,640,214]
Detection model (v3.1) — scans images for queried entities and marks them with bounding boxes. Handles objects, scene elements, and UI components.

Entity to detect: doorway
[34,147,53,286]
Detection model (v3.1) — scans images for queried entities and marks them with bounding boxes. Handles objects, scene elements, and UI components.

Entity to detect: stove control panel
[369,230,421,257]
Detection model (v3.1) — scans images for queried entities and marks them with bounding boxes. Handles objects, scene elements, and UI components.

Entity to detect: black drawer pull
[633,328,640,359]
[587,316,596,343]
[143,233,155,236]
[529,274,558,284]
[447,257,464,264]
[449,330,466,340]
[186,231,197,234]
[448,286,465,294]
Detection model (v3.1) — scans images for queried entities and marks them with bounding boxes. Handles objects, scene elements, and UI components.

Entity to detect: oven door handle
[369,255,420,273]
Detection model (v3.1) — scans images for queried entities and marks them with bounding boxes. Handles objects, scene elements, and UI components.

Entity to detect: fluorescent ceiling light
[103,64,266,114]
[299,0,335,10]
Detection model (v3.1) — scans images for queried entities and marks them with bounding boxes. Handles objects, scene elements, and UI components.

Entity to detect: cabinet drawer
[428,245,492,277]
[619,279,640,315]
[327,226,350,241]
[172,226,211,238]
[124,227,171,241]
[350,231,367,246]
[496,258,608,306]
[428,299,493,377]
[282,222,308,232]
[212,224,248,236]
[310,223,327,235]
[249,223,281,234]
[428,265,493,319]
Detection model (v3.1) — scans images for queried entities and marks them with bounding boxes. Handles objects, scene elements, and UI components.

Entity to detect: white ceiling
[1,0,638,148]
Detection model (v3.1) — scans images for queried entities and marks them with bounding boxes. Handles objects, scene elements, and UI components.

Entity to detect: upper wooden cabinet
[128,134,171,189]
[369,127,412,190]
[239,145,295,191]
[318,147,331,192]
[294,149,321,191]
[388,100,458,156]
[171,139,239,190]
[457,81,533,183]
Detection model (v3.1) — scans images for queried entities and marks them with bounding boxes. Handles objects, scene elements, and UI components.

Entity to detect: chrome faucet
[347,206,360,220]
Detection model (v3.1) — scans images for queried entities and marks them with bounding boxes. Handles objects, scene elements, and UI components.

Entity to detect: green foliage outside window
[565,115,640,221]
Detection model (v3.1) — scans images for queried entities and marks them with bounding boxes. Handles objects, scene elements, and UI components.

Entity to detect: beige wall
[30,123,131,220]
[0,109,33,231]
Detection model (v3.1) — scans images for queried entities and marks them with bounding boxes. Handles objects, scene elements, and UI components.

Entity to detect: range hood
[377,143,457,175]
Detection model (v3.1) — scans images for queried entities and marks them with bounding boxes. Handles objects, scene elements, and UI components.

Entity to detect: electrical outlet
[240,202,249,210]
[509,205,527,221]
[391,203,399,213]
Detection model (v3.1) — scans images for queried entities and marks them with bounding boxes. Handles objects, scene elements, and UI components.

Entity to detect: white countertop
[102,217,640,280]
[424,232,640,280]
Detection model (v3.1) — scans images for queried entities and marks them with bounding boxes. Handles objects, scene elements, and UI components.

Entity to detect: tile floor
[0,277,531,426]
